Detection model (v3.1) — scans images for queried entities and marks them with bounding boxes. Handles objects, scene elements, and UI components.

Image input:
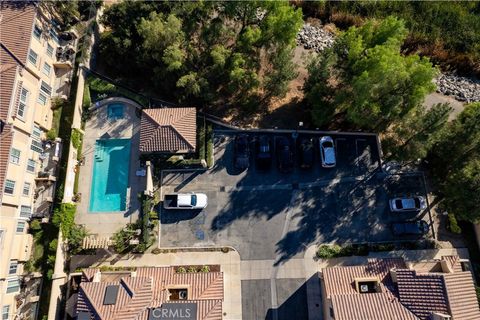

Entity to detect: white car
[389,196,427,212]
[320,136,336,168]
[164,193,208,209]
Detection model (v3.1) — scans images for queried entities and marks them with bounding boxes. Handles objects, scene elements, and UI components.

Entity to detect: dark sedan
[276,136,294,173]
[392,220,429,236]
[256,135,272,170]
[299,138,314,169]
[234,135,250,170]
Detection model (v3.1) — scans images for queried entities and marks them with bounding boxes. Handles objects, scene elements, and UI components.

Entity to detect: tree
[427,103,480,222]
[444,159,480,222]
[304,16,438,130]
[429,102,480,181]
[99,0,303,108]
[382,103,451,161]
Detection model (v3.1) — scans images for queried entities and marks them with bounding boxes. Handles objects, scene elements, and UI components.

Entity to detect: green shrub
[52,203,77,239]
[47,128,57,140]
[187,266,197,273]
[149,210,158,220]
[316,244,343,259]
[83,82,91,109]
[152,248,162,254]
[71,129,83,150]
[49,239,58,252]
[198,122,206,160]
[200,265,210,272]
[448,213,462,234]
[206,124,214,168]
[370,243,395,252]
[30,219,42,231]
[177,267,187,273]
[73,168,80,195]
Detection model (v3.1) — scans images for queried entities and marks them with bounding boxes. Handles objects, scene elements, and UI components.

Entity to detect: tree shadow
[265,279,309,320]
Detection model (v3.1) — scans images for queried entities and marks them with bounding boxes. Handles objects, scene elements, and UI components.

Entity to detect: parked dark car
[234,135,250,170]
[256,135,272,170]
[276,136,294,173]
[392,220,429,236]
[299,138,314,169]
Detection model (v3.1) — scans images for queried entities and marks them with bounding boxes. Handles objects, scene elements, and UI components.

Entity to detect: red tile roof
[443,272,480,320]
[331,292,418,320]
[396,269,449,319]
[0,2,36,201]
[323,258,406,297]
[322,256,480,320]
[76,267,223,320]
[140,108,196,153]
[0,1,36,64]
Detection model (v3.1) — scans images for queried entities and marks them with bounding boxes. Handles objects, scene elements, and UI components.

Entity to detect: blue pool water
[107,103,124,120]
[89,139,131,212]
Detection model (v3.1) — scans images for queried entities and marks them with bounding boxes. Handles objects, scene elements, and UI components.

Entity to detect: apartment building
[0,2,77,319]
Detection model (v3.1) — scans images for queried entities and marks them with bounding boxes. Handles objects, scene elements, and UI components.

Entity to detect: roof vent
[355,278,381,294]
[431,312,451,320]
[103,285,119,305]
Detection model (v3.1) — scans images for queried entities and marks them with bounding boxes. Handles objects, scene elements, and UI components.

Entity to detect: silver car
[320,136,336,168]
[389,196,427,212]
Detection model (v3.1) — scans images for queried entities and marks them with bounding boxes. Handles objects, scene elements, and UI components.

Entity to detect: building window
[9,148,20,164]
[40,81,52,96]
[31,125,43,153]
[6,278,20,294]
[4,180,15,195]
[17,87,29,119]
[16,221,25,233]
[49,28,60,44]
[33,24,42,40]
[27,159,36,172]
[2,305,9,320]
[28,49,38,65]
[42,62,51,76]
[8,261,18,275]
[20,205,32,218]
[38,92,47,105]
[22,183,31,197]
[46,43,54,57]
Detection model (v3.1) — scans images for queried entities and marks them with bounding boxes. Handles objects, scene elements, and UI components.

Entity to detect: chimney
[390,269,398,283]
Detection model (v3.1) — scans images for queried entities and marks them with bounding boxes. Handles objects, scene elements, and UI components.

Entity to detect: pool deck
[75,100,143,237]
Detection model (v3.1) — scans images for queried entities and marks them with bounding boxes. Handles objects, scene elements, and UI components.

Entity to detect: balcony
[33,138,62,218]
[53,45,75,70]
[15,274,42,320]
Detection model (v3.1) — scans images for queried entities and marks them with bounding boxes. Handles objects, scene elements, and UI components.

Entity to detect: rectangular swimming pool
[89,139,131,212]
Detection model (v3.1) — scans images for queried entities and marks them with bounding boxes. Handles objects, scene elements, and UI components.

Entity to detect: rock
[434,73,480,103]
[296,23,335,53]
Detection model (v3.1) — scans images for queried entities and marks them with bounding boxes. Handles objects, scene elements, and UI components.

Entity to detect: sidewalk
[72,250,242,320]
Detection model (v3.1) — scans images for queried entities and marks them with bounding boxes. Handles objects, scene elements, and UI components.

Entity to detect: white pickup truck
[163,193,208,209]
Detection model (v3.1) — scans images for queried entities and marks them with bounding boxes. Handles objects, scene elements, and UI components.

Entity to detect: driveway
[158,131,431,319]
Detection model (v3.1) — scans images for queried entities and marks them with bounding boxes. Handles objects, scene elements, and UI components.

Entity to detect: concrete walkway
[72,250,242,320]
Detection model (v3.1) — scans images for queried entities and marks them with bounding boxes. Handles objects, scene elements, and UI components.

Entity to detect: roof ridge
[114,277,153,318]
[79,284,106,319]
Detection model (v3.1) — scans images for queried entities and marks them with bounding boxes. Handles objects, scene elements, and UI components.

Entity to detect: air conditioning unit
[179,290,188,300]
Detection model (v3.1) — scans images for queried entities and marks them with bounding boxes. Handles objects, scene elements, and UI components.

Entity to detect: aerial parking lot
[159,130,433,262]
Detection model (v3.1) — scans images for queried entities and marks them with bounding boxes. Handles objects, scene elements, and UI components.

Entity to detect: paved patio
[75,98,144,237]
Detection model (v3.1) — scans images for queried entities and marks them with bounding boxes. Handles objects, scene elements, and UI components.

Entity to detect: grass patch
[86,75,149,107]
